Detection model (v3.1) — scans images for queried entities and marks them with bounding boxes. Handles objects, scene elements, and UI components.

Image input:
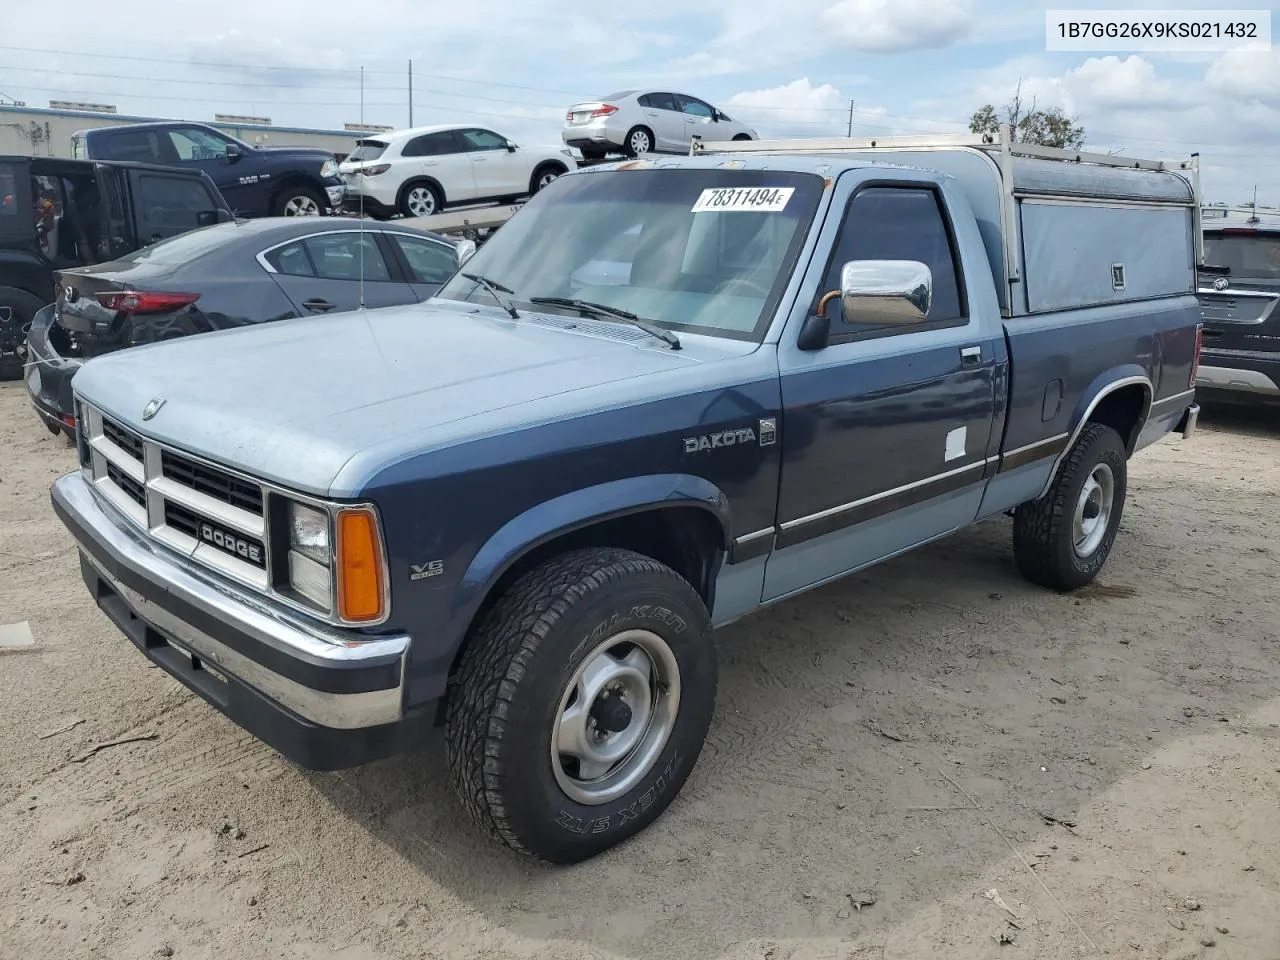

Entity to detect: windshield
[348,139,388,162]
[117,223,242,266]
[436,168,824,340]
[1204,231,1280,282]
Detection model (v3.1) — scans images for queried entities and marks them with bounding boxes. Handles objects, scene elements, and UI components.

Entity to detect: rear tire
[398,181,442,218]
[0,288,45,382]
[272,186,325,217]
[1013,423,1128,591]
[446,547,716,863]
[624,126,654,157]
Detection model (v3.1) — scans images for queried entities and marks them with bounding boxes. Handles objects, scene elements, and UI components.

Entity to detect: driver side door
[458,128,527,200]
[675,95,717,151]
[164,126,261,216]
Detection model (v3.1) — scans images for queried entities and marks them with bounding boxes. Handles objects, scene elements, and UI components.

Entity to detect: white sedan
[338,124,577,219]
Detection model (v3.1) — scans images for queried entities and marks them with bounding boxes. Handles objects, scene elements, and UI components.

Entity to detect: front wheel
[446,547,716,863]
[1013,422,1128,591]
[273,186,325,217]
[530,163,566,195]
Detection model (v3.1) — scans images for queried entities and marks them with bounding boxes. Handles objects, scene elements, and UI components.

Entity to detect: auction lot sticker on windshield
[692,187,794,213]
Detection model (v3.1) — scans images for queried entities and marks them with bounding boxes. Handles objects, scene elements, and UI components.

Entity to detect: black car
[1196,207,1280,406]
[1,155,232,383]
[75,122,345,219]
[26,217,467,437]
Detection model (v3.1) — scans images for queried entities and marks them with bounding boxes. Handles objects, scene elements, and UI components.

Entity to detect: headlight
[286,501,332,610]
[320,158,338,178]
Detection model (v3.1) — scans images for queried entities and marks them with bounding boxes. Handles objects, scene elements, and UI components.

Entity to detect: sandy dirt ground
[1,378,1278,960]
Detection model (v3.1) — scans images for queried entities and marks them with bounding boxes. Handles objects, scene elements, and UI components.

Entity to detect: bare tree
[969,79,1085,150]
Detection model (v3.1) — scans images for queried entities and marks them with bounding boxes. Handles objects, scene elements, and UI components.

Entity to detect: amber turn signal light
[336,507,386,623]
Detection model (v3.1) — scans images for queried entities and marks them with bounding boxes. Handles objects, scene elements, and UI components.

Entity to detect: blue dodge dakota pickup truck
[50,127,1201,863]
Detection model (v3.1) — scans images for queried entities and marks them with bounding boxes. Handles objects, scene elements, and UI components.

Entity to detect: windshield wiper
[462,272,519,319]
[529,297,681,350]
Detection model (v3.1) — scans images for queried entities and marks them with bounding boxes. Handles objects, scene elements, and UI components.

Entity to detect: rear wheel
[399,181,442,218]
[446,547,716,863]
[272,186,325,217]
[625,126,654,157]
[1013,423,1128,591]
[0,288,44,381]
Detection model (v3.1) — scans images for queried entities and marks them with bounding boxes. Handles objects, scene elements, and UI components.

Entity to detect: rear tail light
[1190,322,1204,386]
[95,290,200,314]
[588,104,618,119]
[360,164,391,177]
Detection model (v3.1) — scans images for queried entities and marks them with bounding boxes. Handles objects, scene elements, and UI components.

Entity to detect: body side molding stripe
[774,457,997,550]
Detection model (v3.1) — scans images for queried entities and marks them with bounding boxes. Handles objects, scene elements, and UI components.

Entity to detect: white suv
[338,124,577,219]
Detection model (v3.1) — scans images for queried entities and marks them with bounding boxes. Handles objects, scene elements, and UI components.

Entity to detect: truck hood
[71,301,739,497]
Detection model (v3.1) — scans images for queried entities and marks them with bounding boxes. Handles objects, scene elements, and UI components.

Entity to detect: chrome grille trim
[75,399,392,628]
[80,401,271,596]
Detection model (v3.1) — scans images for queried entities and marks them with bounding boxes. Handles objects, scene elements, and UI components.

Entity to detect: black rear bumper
[1196,350,1280,400]
[24,305,79,436]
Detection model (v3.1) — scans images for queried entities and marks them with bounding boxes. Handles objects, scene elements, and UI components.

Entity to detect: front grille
[106,461,145,507]
[161,451,263,514]
[102,416,143,461]
[80,403,269,591]
[165,502,267,570]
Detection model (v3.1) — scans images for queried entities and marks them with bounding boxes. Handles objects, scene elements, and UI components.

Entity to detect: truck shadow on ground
[1196,399,1280,438]
[303,456,1280,960]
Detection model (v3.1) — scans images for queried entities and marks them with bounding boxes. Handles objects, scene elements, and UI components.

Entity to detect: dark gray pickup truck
[50,128,1201,863]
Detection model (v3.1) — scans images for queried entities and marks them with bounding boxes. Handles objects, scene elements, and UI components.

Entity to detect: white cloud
[726,78,847,137]
[1063,56,1178,109]
[1206,49,1280,105]
[820,0,974,53]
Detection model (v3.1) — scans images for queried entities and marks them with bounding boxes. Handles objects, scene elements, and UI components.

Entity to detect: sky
[1,0,1276,203]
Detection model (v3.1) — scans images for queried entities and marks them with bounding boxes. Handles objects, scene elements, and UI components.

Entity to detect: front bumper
[51,472,432,770]
[325,184,345,209]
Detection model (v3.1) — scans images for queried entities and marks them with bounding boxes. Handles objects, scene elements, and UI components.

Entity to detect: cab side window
[816,186,966,335]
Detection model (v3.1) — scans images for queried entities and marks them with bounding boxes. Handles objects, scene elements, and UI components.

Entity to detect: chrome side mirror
[838,260,931,326]
[455,239,477,266]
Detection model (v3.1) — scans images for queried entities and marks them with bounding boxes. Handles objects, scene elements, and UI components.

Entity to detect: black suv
[75,122,344,219]
[1197,207,1280,406]
[0,155,232,382]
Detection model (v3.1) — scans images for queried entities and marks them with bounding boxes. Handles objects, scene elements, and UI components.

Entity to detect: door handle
[302,299,335,313]
[960,345,982,364]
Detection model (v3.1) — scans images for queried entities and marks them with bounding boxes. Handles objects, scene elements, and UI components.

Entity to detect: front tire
[1013,423,1128,591]
[529,163,566,195]
[272,186,325,217]
[446,547,716,863]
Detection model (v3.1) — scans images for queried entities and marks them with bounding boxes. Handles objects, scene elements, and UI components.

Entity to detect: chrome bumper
[51,472,409,730]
